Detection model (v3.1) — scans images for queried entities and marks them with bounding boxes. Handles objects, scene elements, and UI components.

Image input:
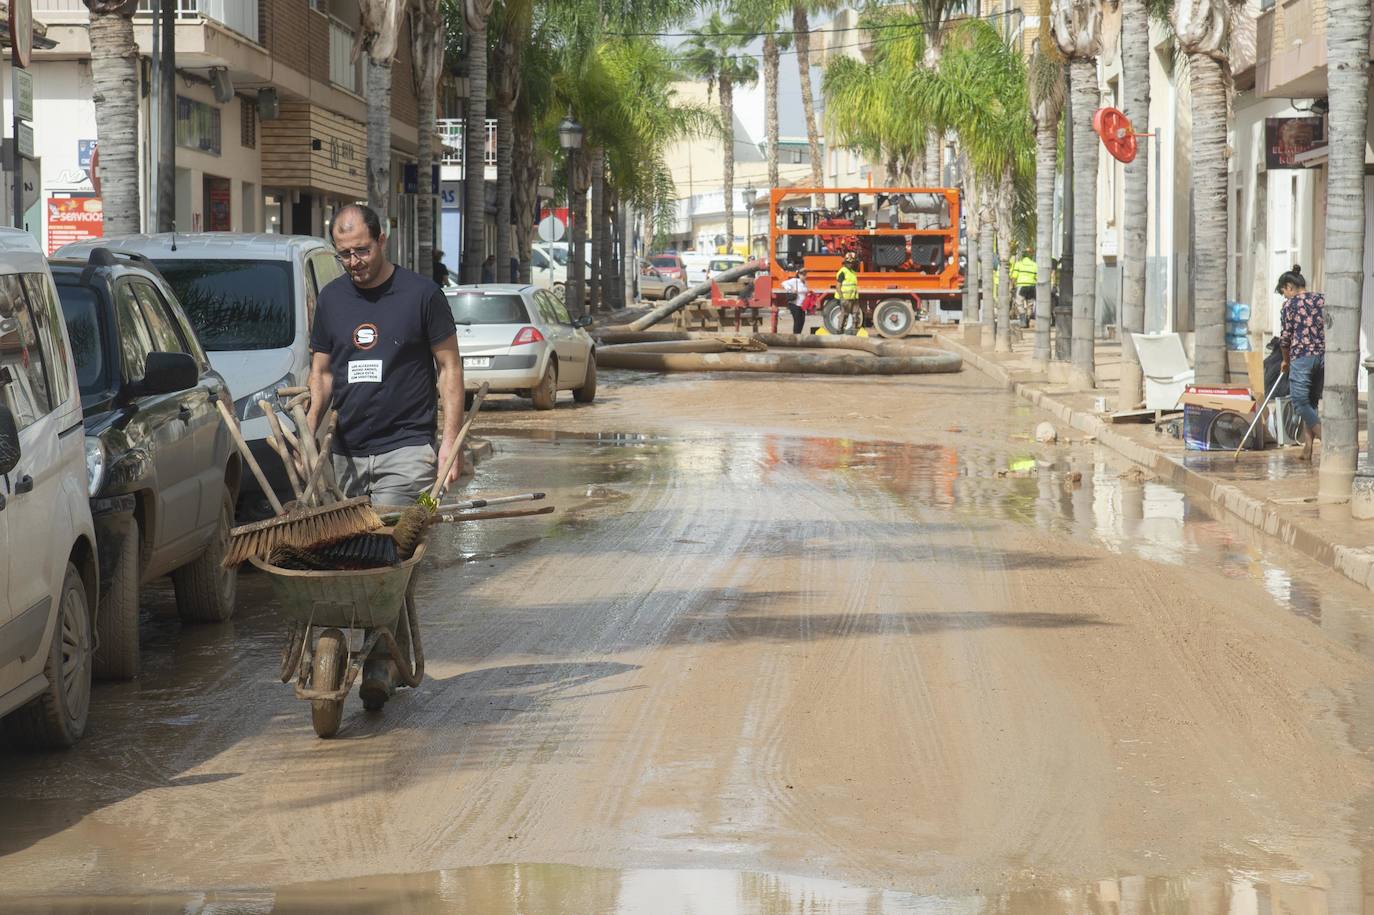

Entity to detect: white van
[680,252,715,287]
[54,234,343,516]
[0,228,99,748]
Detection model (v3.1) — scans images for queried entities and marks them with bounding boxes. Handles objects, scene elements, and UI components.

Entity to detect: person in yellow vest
[1010,252,1037,324]
[834,251,862,334]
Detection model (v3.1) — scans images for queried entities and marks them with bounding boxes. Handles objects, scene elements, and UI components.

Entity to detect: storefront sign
[1265,117,1326,169]
[46,197,102,254]
[78,140,96,169]
[402,163,440,195]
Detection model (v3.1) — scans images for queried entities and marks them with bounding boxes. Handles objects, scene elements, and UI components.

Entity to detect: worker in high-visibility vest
[1010,252,1037,324]
[834,251,862,334]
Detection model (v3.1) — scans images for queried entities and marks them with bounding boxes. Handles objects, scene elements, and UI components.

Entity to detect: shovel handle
[427,382,489,502]
[215,399,286,515]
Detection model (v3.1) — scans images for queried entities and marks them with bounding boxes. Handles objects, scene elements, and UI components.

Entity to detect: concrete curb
[938,334,1374,595]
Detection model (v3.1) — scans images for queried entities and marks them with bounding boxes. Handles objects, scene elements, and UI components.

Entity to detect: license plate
[463,357,491,368]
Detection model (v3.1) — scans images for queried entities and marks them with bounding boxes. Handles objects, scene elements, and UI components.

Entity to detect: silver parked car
[639,266,683,301]
[448,285,597,410]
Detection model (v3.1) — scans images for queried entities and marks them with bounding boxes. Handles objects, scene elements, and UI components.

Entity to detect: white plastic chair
[1131,332,1196,411]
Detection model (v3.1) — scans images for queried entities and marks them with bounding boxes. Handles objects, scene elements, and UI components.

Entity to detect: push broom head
[224,496,384,567]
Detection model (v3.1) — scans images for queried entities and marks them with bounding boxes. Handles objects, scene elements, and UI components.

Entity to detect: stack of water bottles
[1226,301,1251,351]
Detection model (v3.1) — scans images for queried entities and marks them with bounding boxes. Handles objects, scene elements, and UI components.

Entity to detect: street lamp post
[742,185,757,260]
[558,116,583,312]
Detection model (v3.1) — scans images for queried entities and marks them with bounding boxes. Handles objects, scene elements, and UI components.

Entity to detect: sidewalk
[933,324,1374,594]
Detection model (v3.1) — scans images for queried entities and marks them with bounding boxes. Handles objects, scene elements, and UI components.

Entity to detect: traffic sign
[9,0,31,69]
[20,157,38,212]
[537,214,565,243]
[16,122,33,159]
[14,68,31,121]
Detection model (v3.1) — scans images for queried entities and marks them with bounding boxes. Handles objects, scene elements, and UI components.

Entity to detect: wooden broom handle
[259,401,303,499]
[215,399,286,515]
[427,382,489,502]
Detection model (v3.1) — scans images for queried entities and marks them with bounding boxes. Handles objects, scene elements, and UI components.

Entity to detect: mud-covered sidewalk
[936,327,1374,595]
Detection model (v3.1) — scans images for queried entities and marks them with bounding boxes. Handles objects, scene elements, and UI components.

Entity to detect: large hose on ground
[626,261,765,331]
[594,333,962,375]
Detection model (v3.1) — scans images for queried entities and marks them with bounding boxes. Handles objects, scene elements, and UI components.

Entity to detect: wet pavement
[3,368,1374,912]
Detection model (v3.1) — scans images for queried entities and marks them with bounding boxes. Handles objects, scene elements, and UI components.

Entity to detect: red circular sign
[1093,107,1138,164]
[9,0,31,69]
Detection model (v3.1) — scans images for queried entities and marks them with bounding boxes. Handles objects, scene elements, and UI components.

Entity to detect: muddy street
[5,367,1374,913]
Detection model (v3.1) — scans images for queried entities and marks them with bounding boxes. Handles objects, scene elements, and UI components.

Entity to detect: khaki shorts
[332,443,437,511]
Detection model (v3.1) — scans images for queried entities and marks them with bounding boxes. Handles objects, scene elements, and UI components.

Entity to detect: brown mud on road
[4,368,1374,912]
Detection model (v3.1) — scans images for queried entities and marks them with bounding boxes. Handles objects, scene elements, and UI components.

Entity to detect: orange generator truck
[767,186,964,337]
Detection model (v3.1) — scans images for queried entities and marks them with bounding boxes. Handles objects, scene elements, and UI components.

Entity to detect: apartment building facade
[18,0,439,268]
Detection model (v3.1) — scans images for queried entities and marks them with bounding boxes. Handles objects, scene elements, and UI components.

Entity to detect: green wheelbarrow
[250,541,427,738]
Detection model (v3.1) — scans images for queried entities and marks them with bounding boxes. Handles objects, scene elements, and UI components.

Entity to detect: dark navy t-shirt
[310,265,457,457]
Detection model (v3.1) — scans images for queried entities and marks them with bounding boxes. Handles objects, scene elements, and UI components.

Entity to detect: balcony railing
[328,18,361,94]
[134,0,259,44]
[439,118,498,168]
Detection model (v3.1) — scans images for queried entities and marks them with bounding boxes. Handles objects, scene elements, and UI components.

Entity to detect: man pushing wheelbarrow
[305,203,465,712]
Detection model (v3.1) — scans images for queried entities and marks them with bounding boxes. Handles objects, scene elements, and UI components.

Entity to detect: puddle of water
[1,863,1350,914]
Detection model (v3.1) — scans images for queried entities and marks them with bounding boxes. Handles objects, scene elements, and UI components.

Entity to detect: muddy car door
[542,292,591,387]
[112,280,201,558]
[132,280,225,537]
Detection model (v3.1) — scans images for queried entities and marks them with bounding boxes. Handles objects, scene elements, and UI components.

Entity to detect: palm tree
[1051,0,1103,391]
[491,0,531,284]
[84,0,140,236]
[913,0,963,187]
[461,0,495,283]
[1319,0,1371,500]
[682,14,759,256]
[1028,43,1065,367]
[358,0,407,228]
[411,0,445,277]
[1170,0,1235,385]
[1117,0,1150,403]
[733,0,791,191]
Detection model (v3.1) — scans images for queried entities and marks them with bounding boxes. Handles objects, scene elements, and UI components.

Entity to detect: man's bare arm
[306,350,333,434]
[433,335,464,486]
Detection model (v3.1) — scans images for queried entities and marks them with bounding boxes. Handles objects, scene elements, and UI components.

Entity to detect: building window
[176,96,222,155]
[791,149,802,164]
[240,96,256,149]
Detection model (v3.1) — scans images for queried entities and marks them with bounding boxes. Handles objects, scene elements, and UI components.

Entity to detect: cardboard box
[1179,385,1256,413]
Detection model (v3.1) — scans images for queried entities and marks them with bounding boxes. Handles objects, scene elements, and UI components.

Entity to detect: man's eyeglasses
[335,245,374,263]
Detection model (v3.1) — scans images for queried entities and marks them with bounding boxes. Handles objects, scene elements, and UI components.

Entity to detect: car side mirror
[138,352,198,397]
[573,315,593,329]
[0,402,20,476]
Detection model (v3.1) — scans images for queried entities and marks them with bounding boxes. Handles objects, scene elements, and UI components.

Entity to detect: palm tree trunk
[1118,0,1149,404]
[1068,57,1097,390]
[721,76,736,254]
[1033,117,1057,366]
[764,32,780,191]
[569,153,588,316]
[1187,55,1227,386]
[1058,65,1075,362]
[925,129,941,187]
[979,203,995,332]
[366,61,394,229]
[995,170,1013,353]
[495,102,514,283]
[88,10,140,236]
[513,117,535,284]
[462,19,488,283]
[963,171,980,323]
[793,6,823,194]
[1320,0,1371,500]
[589,148,604,311]
[416,69,437,277]
[600,184,617,310]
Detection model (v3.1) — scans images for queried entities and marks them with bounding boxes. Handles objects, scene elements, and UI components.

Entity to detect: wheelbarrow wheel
[311,628,348,739]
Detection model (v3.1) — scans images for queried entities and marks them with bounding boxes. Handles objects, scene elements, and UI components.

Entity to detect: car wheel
[664,286,679,300]
[3,563,92,750]
[531,359,558,410]
[553,283,566,302]
[873,299,916,338]
[171,488,238,623]
[573,352,598,404]
[311,628,348,739]
[93,516,141,680]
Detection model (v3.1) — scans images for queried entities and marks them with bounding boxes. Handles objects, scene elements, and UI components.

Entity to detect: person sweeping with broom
[307,203,464,707]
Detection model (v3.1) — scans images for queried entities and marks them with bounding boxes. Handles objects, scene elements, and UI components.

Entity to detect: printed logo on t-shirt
[353,323,379,350]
